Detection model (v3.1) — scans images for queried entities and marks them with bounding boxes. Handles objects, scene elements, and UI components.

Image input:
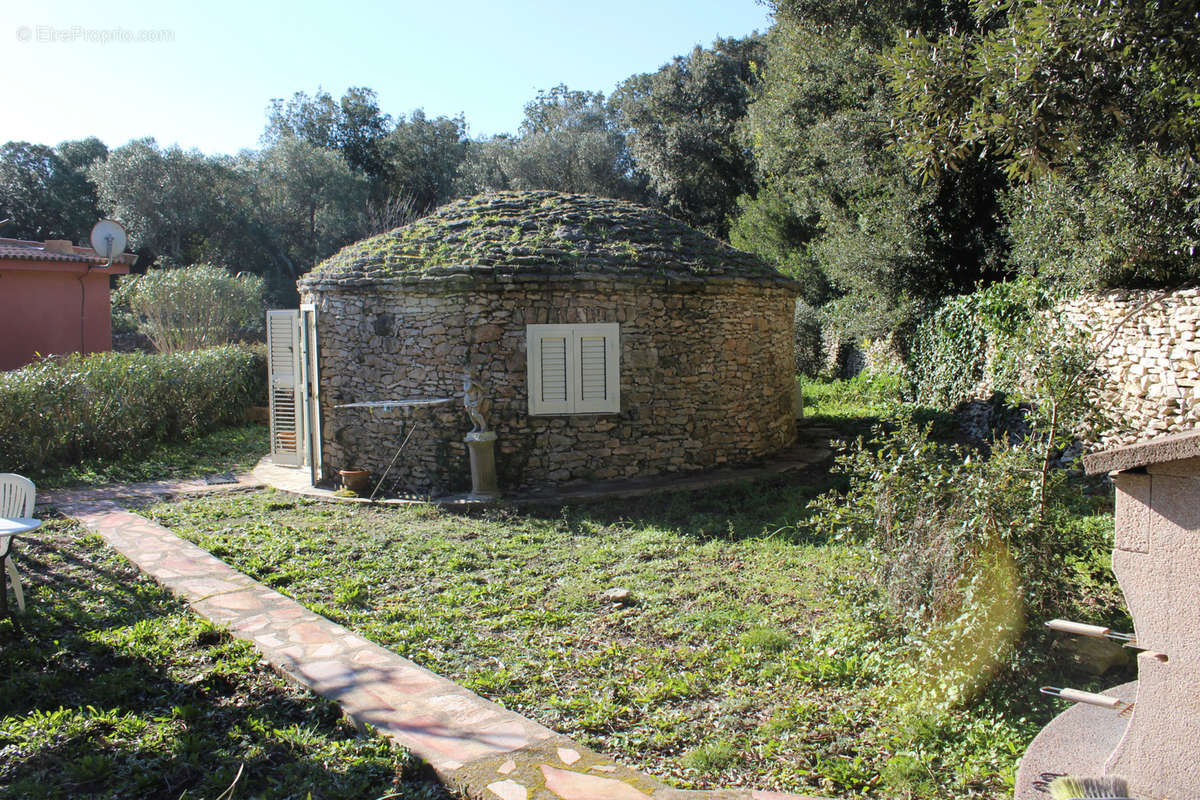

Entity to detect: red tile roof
[0,237,137,265]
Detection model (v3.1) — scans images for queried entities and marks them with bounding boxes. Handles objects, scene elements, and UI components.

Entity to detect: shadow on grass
[29,423,268,490]
[509,461,846,547]
[0,527,449,800]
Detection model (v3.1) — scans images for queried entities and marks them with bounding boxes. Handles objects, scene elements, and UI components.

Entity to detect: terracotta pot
[338,469,371,494]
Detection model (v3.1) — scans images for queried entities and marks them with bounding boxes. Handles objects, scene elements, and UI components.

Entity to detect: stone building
[297,191,801,496]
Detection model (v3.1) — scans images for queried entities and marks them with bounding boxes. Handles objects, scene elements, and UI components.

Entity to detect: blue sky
[2,0,774,156]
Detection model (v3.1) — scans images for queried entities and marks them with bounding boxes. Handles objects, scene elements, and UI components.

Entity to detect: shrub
[0,346,265,473]
[806,415,1093,709]
[810,294,1106,708]
[123,264,264,353]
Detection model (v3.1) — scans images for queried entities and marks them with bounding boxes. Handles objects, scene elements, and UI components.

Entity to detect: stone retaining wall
[1061,288,1200,447]
[301,273,797,495]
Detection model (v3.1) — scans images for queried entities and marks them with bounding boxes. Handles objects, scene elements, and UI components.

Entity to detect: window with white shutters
[527,323,620,415]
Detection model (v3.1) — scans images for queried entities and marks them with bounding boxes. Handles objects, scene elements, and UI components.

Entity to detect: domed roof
[302,190,795,286]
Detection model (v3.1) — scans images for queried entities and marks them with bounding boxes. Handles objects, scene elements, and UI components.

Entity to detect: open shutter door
[527,324,573,415]
[267,310,302,466]
[575,324,620,413]
[300,305,323,483]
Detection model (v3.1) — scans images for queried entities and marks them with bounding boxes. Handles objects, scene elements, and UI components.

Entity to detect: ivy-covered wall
[911,283,1200,447]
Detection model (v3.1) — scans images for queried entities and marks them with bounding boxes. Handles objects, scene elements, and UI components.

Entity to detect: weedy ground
[11,380,1130,799]
[0,515,452,800]
[141,378,1129,800]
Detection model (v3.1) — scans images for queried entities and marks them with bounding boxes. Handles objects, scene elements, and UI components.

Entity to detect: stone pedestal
[465,431,499,499]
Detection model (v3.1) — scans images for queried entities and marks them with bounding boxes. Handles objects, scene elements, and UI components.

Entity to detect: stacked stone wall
[300,273,797,495]
[820,334,904,379]
[1060,288,1200,447]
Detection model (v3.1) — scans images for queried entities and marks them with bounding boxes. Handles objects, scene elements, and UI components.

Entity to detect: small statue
[463,371,490,433]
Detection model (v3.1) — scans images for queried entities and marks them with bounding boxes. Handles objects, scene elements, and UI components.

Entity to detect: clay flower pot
[338,469,371,494]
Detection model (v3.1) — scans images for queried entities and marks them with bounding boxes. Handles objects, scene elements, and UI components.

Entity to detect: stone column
[465,431,500,499]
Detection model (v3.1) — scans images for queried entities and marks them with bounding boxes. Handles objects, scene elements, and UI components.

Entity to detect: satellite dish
[89,219,127,260]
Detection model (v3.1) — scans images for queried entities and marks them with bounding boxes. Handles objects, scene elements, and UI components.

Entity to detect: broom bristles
[1047,775,1131,800]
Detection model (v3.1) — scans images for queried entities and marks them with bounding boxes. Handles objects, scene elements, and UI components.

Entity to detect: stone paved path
[54,493,824,800]
[40,472,262,508]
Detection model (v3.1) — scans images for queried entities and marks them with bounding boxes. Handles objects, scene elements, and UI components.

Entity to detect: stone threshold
[56,497,827,800]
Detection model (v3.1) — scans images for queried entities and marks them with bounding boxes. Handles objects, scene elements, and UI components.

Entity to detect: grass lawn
[11,379,1129,799]
[0,515,451,800]
[29,422,269,490]
[801,373,956,443]
[142,471,1129,798]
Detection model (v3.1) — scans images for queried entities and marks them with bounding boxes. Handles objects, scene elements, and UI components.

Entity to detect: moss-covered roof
[302,191,793,285]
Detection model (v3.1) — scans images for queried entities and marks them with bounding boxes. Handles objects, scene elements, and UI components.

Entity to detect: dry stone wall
[300,273,797,496]
[1061,288,1200,447]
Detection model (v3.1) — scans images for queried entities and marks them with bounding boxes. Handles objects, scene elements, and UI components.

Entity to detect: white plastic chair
[0,473,36,613]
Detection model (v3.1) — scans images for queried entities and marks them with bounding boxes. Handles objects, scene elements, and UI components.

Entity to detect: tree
[380,110,468,212]
[731,0,1007,340]
[89,139,233,263]
[614,35,765,237]
[0,140,104,242]
[264,87,469,211]
[56,136,109,173]
[264,87,394,192]
[263,89,343,150]
[454,135,516,195]
[886,0,1200,182]
[501,85,644,199]
[1004,146,1200,290]
[241,137,368,277]
[885,0,1200,291]
[335,86,393,183]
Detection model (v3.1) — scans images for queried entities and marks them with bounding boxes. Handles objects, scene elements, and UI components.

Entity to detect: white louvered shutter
[267,310,302,465]
[575,326,619,413]
[527,323,620,415]
[527,325,572,415]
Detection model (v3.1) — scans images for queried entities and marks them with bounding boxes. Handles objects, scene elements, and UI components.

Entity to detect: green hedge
[0,346,266,473]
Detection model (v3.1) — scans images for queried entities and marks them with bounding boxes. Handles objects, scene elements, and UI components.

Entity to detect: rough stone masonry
[299,191,801,496]
[1060,287,1200,447]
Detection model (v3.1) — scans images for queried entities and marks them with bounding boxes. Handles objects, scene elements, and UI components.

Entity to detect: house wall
[300,272,799,495]
[0,261,126,371]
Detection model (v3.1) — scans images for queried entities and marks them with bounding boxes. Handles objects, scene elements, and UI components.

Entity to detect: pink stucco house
[0,237,136,371]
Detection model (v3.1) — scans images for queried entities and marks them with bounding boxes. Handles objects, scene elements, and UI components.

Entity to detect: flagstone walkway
[52,489,824,800]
